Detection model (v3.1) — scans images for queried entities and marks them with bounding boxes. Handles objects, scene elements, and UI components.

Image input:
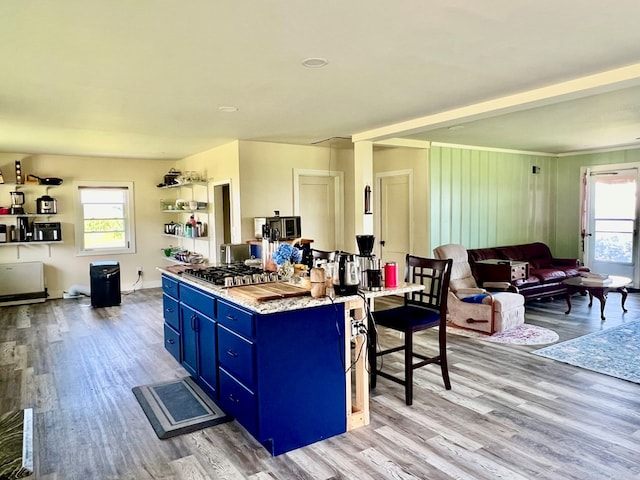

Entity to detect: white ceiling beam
[353,63,640,143]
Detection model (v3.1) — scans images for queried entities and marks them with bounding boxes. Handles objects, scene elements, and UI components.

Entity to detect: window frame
[74,181,136,256]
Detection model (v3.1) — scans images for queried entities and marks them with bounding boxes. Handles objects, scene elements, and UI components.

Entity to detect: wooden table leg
[345,298,370,431]
[619,286,629,313]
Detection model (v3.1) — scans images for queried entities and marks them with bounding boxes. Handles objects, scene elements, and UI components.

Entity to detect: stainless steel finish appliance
[32,222,62,241]
[183,263,266,286]
[255,216,302,240]
[334,252,360,295]
[36,195,57,214]
[219,243,252,264]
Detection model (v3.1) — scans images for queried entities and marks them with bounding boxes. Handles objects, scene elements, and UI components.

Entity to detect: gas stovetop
[183,263,275,286]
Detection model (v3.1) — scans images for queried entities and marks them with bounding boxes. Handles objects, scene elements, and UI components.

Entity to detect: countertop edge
[157,266,424,314]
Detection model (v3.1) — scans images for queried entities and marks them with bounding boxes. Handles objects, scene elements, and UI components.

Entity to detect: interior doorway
[376,170,412,270]
[294,169,344,251]
[584,166,639,284]
[211,182,231,262]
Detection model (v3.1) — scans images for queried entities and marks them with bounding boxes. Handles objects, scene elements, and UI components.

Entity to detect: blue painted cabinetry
[161,276,180,362]
[161,274,347,455]
[162,275,218,399]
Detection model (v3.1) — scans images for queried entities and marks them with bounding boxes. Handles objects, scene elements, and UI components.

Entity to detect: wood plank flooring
[1,289,639,479]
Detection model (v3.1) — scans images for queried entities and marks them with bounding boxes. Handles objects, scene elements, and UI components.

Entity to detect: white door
[298,175,337,251]
[585,167,638,281]
[378,173,411,273]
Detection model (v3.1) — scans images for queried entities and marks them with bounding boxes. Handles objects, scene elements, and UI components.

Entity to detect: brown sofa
[467,242,585,302]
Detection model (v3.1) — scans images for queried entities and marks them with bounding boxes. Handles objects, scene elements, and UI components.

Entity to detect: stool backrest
[404,255,453,316]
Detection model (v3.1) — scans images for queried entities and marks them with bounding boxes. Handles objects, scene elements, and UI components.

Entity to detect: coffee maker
[356,235,382,291]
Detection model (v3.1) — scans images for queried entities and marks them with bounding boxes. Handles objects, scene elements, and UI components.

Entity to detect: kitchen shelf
[161,209,207,213]
[157,181,207,190]
[163,233,208,240]
[0,213,58,218]
[0,241,62,246]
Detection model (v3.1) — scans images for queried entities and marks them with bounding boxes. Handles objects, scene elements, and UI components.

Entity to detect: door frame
[293,168,345,250]
[375,169,414,260]
[581,162,640,287]
[208,178,237,263]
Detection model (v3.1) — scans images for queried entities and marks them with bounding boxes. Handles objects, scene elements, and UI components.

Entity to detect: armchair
[433,244,525,334]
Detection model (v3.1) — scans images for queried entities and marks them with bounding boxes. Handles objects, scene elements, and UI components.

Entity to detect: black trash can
[90,261,121,307]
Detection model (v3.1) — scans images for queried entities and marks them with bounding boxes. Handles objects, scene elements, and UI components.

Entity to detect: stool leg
[439,328,451,390]
[405,331,413,405]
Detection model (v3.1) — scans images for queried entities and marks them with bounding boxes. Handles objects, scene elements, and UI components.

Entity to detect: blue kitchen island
[159,267,422,455]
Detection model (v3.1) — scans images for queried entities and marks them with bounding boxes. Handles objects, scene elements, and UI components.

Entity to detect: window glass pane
[80,189,125,203]
[84,232,126,249]
[84,219,124,233]
[594,232,633,263]
[83,204,124,219]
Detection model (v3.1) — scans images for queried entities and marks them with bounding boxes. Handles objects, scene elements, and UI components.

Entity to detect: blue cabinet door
[180,304,198,377]
[197,314,218,398]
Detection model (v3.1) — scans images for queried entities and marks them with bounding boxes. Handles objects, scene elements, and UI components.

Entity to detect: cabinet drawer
[218,325,256,388]
[510,264,528,281]
[218,301,255,338]
[180,283,216,317]
[162,275,179,299]
[162,294,180,331]
[219,367,257,436]
[164,323,181,362]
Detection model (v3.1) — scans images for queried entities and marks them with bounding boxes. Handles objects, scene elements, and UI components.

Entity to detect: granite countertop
[158,266,424,314]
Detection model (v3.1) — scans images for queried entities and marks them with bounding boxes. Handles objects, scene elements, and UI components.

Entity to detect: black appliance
[17,216,30,242]
[334,252,360,295]
[356,235,382,291]
[32,222,62,242]
[254,215,302,240]
[90,261,121,307]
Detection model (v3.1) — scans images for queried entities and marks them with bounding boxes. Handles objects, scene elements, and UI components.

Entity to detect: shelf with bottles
[163,233,208,240]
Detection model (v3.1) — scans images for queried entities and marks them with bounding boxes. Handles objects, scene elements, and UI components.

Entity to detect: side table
[563,275,631,320]
[474,259,528,285]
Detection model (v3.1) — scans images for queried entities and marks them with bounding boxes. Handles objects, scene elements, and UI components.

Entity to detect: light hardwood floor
[1,288,639,479]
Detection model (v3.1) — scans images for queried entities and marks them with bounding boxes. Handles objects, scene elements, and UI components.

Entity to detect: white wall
[0,153,175,298]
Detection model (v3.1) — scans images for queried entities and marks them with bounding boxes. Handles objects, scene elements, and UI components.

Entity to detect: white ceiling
[2,0,640,159]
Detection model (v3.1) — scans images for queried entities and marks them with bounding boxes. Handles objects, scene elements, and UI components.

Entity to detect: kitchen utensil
[36,195,57,214]
[27,174,63,186]
[334,252,360,295]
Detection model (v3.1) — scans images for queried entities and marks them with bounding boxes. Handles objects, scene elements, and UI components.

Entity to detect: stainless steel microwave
[254,216,301,240]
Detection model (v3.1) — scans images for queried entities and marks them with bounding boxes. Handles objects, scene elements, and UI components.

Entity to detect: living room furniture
[434,244,525,334]
[475,259,529,284]
[467,242,585,302]
[370,255,452,406]
[563,275,631,320]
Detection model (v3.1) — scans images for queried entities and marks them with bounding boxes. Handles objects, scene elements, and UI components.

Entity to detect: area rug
[532,320,640,383]
[0,408,33,480]
[132,377,231,439]
[446,323,559,345]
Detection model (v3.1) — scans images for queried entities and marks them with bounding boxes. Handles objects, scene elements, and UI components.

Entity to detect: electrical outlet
[137,266,143,275]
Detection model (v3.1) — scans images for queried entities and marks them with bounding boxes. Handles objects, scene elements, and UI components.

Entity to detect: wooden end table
[474,259,529,285]
[563,275,631,320]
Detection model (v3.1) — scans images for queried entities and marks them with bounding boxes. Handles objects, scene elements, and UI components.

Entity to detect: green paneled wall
[429,146,556,253]
[429,145,640,261]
